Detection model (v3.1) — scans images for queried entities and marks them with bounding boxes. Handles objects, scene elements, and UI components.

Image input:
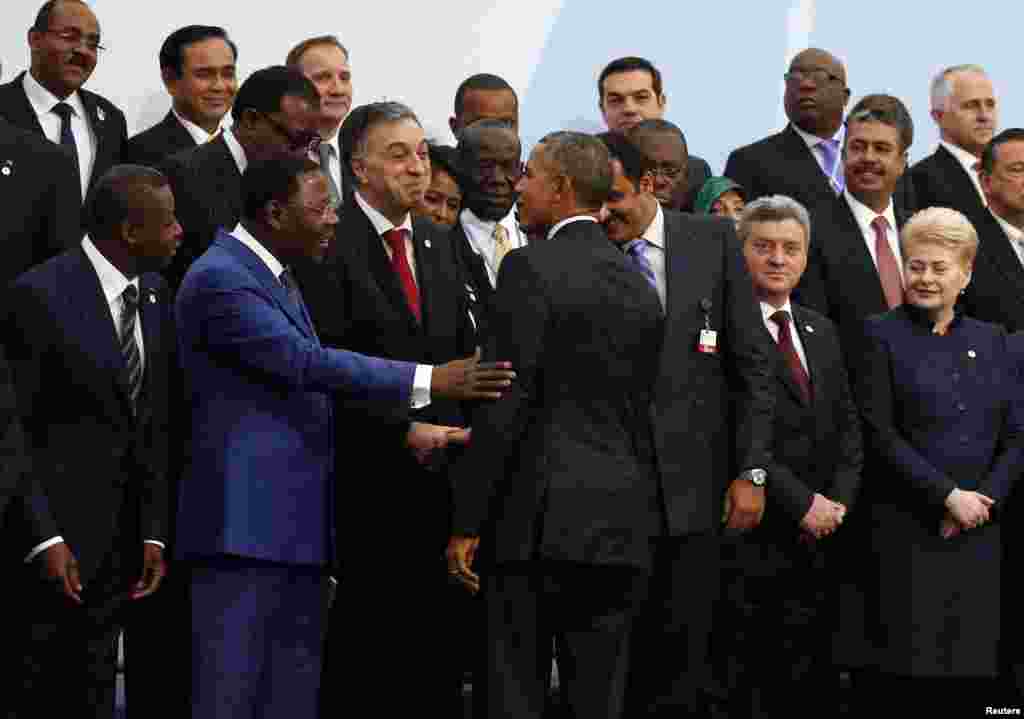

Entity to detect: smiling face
[843,119,906,212]
[127,184,183,273]
[296,43,352,134]
[28,0,100,99]
[416,166,462,228]
[742,218,808,307]
[165,37,237,133]
[902,240,971,317]
[351,117,430,222]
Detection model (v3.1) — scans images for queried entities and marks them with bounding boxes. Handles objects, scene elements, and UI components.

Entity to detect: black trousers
[483,560,648,719]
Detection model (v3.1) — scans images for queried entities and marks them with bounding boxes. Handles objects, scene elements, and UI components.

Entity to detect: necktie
[493,224,512,273]
[625,238,658,291]
[52,102,81,189]
[818,138,843,194]
[119,285,143,412]
[383,228,421,322]
[279,268,304,311]
[317,142,342,207]
[771,310,812,404]
[872,216,903,309]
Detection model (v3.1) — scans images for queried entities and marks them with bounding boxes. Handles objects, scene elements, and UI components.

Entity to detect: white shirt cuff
[411,364,433,409]
[144,540,166,549]
[25,536,64,563]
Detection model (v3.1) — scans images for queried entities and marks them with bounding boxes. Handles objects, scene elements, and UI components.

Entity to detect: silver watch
[740,468,768,487]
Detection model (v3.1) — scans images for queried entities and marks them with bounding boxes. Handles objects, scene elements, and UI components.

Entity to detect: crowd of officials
[2,1,1024,717]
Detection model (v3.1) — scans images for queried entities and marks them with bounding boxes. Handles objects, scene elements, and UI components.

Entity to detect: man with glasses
[0,0,127,206]
[724,48,852,218]
[160,65,321,290]
[626,118,692,213]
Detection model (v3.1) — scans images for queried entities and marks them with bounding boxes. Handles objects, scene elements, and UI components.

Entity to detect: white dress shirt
[791,122,846,191]
[354,191,418,285]
[229,222,433,408]
[459,206,527,288]
[172,107,224,145]
[25,236,163,562]
[992,210,1024,267]
[547,215,598,240]
[760,300,810,377]
[940,140,987,206]
[632,203,667,309]
[23,71,95,199]
[843,190,903,281]
[222,125,248,174]
[311,131,344,197]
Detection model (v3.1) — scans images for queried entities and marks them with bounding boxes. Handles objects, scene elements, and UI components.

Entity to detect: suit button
[952,372,960,381]
[956,402,967,412]
[960,436,970,444]
[694,399,705,407]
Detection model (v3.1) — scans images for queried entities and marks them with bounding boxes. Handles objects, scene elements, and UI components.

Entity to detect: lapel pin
[424,238,432,249]
[1,160,12,177]
[804,324,814,333]
[96,107,105,123]
[968,350,976,358]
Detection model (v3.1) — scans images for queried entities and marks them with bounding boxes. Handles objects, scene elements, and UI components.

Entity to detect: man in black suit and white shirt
[122,25,238,168]
[598,132,776,717]
[724,195,863,719]
[909,65,997,222]
[3,165,179,718]
[0,0,127,204]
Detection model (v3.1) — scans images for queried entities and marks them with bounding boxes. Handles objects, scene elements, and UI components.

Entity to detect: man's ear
[639,171,656,196]
[266,200,287,231]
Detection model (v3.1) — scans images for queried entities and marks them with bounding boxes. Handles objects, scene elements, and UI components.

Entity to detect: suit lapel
[359,212,421,332]
[936,145,985,213]
[136,275,164,425]
[206,137,243,225]
[5,75,46,136]
[163,111,197,153]
[411,224,435,333]
[833,197,890,310]
[791,306,823,407]
[661,212,691,348]
[78,90,110,192]
[782,125,836,200]
[978,211,1024,289]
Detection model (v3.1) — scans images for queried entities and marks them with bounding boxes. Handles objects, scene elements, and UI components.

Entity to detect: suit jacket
[794,193,910,364]
[122,111,197,169]
[653,211,776,535]
[159,135,242,290]
[174,229,418,566]
[908,145,986,222]
[0,117,81,287]
[449,218,496,348]
[0,343,29,526]
[958,209,1024,332]
[451,219,665,570]
[0,71,127,199]
[2,248,172,582]
[680,154,712,212]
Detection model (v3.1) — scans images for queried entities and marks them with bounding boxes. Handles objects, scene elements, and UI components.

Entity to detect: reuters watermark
[986,708,1022,716]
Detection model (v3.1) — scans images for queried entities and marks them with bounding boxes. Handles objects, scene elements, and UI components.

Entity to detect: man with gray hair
[721,195,863,718]
[909,64,998,221]
[446,131,667,718]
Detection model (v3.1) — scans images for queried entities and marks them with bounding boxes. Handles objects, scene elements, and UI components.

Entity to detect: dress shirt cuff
[25,536,64,563]
[411,364,433,409]
[143,540,166,550]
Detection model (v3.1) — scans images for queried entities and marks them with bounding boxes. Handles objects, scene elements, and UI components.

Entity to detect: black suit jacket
[653,211,776,535]
[0,71,127,200]
[3,248,173,581]
[0,344,29,527]
[449,219,496,348]
[960,210,1024,332]
[159,135,242,290]
[451,219,665,570]
[795,194,910,363]
[908,145,986,221]
[122,111,197,169]
[0,117,81,287]
[680,154,712,212]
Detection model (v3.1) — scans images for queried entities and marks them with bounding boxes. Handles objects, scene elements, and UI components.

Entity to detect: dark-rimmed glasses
[37,27,105,53]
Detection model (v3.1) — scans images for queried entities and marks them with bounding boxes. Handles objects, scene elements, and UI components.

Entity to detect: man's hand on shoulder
[432,349,515,401]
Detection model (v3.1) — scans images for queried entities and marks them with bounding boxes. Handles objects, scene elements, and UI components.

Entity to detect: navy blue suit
[175,229,418,718]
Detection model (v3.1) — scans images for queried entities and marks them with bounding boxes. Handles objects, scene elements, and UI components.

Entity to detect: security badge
[697,298,718,354]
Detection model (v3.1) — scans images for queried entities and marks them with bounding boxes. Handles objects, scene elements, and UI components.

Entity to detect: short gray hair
[346,101,420,161]
[536,131,612,210]
[737,195,812,246]
[930,64,988,112]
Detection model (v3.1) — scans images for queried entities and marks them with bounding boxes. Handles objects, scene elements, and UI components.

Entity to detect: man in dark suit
[795,94,914,364]
[175,156,512,718]
[122,25,238,168]
[597,132,776,717]
[0,0,127,204]
[724,48,851,218]
[2,165,180,718]
[0,116,81,286]
[626,118,702,213]
[298,101,480,716]
[446,131,667,719]
[159,65,320,290]
[449,72,519,138]
[722,195,863,719]
[909,65,997,222]
[598,56,712,211]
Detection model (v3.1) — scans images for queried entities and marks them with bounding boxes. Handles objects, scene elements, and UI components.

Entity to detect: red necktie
[872,216,903,309]
[771,310,812,404]
[383,228,420,322]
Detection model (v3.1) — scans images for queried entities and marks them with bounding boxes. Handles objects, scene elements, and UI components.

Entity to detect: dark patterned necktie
[771,310,812,404]
[120,285,143,412]
[52,102,81,193]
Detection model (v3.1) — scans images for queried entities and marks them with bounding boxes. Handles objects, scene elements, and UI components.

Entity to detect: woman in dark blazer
[854,207,1024,712]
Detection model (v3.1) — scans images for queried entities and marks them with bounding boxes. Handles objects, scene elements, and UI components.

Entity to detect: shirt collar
[172,107,222,145]
[23,70,86,121]
[460,205,517,234]
[547,214,598,240]
[222,126,248,174]
[790,122,845,150]
[760,299,794,324]
[640,202,665,249]
[843,189,897,234]
[354,191,414,237]
[940,140,982,177]
[81,235,137,305]
[228,223,285,279]
[992,209,1024,244]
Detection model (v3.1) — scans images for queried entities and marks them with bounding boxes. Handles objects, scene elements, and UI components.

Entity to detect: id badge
[698,329,718,354]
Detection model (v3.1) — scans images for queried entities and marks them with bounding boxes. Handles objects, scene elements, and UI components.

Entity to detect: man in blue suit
[175,156,513,718]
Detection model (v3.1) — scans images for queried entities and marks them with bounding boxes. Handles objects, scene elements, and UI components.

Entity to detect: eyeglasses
[295,203,338,220]
[649,164,683,180]
[257,111,322,154]
[38,27,105,53]
[783,68,843,86]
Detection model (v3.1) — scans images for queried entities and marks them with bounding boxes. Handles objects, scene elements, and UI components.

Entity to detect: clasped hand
[406,421,471,465]
[800,493,847,540]
[941,488,995,539]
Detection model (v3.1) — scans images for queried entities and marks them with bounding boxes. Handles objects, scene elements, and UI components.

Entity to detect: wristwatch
[739,468,768,487]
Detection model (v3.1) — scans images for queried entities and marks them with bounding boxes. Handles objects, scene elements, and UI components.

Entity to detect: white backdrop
[2,0,1021,173]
